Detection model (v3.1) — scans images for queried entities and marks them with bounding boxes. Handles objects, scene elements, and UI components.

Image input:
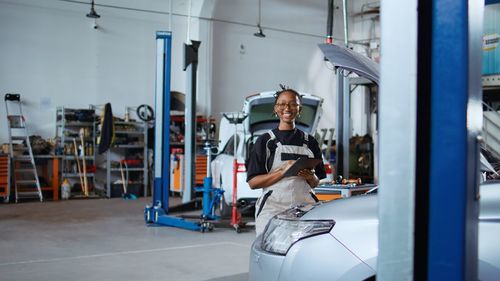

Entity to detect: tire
[219,194,232,218]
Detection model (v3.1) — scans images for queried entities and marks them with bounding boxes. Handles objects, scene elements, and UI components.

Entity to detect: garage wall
[210,0,380,137]
[0,0,210,144]
[0,0,380,145]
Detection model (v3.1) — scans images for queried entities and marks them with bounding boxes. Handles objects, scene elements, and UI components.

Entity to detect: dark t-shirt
[246,128,327,182]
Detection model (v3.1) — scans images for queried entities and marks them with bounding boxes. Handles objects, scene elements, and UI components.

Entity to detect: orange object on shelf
[0,155,9,199]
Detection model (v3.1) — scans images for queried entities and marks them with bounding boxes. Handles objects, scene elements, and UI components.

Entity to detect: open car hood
[244,91,323,135]
[319,43,380,84]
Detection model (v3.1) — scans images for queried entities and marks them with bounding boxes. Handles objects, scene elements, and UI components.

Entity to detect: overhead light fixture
[86,0,100,19]
[254,0,265,38]
[254,24,265,38]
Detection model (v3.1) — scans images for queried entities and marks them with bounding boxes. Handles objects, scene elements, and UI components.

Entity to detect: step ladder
[4,93,43,202]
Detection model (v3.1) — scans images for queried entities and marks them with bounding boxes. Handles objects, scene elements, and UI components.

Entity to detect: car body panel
[318,43,380,85]
[303,195,379,264]
[249,235,285,281]
[250,232,376,281]
[478,181,500,281]
[279,233,376,281]
[249,182,500,281]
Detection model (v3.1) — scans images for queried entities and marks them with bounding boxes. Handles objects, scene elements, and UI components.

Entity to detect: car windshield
[222,135,240,155]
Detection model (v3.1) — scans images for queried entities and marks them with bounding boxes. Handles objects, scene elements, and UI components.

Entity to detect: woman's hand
[297,169,314,180]
[297,169,319,188]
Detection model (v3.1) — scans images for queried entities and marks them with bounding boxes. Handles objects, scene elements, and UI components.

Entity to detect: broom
[120,160,136,200]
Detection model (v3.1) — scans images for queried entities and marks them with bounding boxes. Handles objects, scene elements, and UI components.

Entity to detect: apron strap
[265,130,277,172]
[256,190,273,217]
[303,132,309,148]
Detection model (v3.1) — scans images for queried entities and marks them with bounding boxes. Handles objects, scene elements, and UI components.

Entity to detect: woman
[246,87,326,236]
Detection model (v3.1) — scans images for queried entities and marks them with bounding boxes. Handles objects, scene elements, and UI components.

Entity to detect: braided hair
[273,84,303,104]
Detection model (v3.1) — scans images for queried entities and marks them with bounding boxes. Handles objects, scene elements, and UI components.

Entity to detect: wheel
[219,196,232,218]
[200,222,207,233]
[136,104,154,121]
[217,175,231,218]
[234,225,241,233]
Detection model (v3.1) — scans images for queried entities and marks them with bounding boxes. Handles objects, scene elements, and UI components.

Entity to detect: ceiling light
[86,0,100,19]
[254,24,266,38]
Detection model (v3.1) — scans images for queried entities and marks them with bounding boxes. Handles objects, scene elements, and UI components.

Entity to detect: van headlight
[261,209,335,255]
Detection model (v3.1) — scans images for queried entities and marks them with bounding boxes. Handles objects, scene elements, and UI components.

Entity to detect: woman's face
[274,91,301,123]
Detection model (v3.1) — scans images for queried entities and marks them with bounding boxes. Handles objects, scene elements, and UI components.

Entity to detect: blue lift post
[144,32,222,232]
[423,0,483,280]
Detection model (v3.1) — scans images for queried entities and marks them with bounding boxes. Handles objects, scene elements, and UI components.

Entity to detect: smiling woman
[246,86,327,236]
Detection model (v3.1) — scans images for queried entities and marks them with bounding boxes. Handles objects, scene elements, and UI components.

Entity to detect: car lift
[144,31,222,232]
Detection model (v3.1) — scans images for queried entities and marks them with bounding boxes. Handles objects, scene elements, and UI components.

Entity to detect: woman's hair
[274,84,303,104]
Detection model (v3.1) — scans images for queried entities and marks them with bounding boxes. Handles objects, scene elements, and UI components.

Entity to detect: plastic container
[61,179,71,200]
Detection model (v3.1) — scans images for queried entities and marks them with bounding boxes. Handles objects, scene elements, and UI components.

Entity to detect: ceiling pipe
[342,0,348,45]
[326,0,334,43]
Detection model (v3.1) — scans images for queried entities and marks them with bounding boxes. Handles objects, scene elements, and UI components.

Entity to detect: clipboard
[283,157,322,177]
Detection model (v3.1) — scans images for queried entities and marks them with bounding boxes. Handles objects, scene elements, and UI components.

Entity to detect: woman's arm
[247,160,294,189]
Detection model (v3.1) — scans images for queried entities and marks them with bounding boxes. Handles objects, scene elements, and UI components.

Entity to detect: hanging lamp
[86,0,101,19]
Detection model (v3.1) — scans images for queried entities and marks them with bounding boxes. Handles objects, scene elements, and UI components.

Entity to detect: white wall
[0,0,209,144]
[210,0,380,138]
[0,0,380,145]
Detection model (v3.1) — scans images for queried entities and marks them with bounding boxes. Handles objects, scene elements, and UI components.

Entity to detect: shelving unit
[103,120,149,198]
[169,112,217,193]
[55,107,97,197]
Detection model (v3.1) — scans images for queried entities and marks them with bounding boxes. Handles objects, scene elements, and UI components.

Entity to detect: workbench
[314,183,377,201]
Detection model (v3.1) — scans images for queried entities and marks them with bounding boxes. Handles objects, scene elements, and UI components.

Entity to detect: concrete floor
[0,197,256,281]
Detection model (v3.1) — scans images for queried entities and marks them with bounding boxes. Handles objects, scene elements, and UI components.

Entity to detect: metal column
[153,31,172,211]
[182,40,201,203]
[335,71,351,179]
[425,0,482,280]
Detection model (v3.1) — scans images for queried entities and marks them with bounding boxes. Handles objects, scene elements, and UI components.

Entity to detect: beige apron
[254,130,316,236]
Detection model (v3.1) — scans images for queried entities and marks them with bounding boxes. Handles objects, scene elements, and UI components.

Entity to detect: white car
[211,91,324,215]
[249,181,500,281]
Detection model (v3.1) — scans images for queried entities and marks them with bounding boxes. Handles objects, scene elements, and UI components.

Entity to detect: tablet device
[283,157,322,177]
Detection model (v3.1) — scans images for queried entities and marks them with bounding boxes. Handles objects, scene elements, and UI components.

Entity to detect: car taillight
[237,163,246,173]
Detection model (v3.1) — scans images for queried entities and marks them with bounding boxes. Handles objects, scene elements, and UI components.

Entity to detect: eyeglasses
[275,103,299,109]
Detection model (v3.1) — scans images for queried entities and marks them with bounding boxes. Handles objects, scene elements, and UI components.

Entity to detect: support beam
[426,0,482,280]
[153,31,172,210]
[378,0,418,279]
[182,40,201,203]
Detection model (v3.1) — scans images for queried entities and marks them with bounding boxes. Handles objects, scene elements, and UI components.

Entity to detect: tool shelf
[100,120,149,198]
[55,107,97,197]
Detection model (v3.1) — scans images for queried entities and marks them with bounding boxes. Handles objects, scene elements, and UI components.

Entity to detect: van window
[222,135,240,156]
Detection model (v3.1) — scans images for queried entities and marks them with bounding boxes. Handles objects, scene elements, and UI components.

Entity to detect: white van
[211,91,324,215]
